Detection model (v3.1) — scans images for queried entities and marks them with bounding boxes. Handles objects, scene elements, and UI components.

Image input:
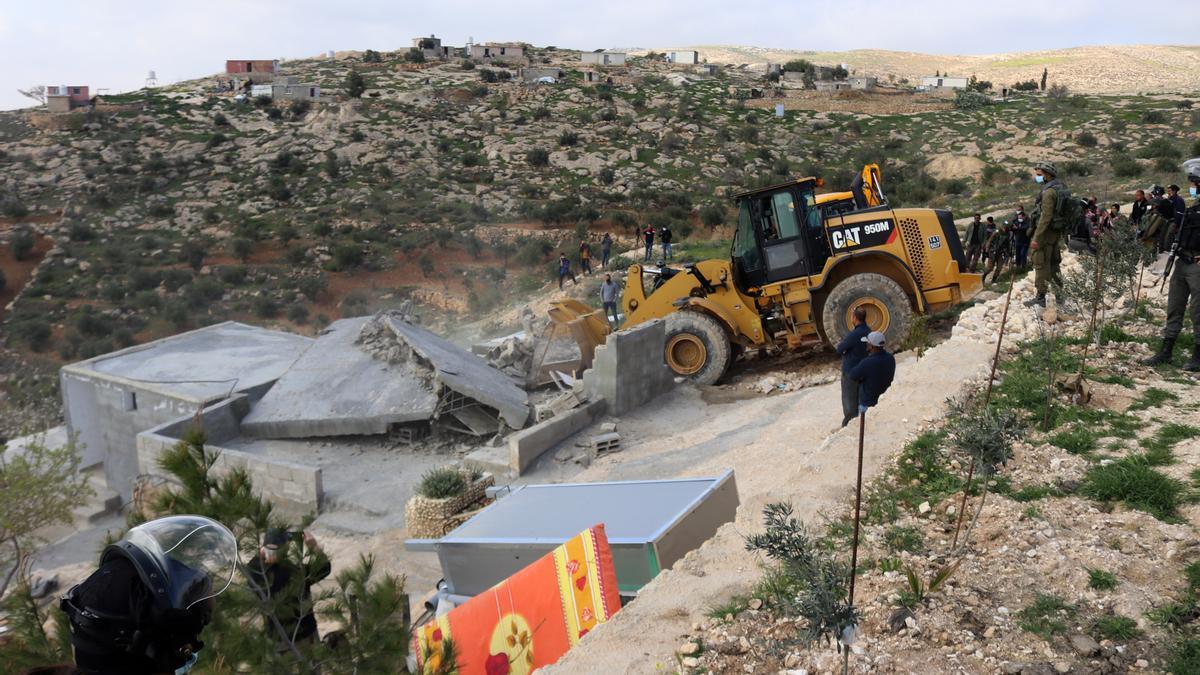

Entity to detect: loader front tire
[821,273,913,348]
[664,311,731,385]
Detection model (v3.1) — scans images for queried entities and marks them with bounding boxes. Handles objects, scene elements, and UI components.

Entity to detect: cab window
[733,202,764,286]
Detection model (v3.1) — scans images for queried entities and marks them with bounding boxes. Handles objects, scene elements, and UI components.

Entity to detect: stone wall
[136,396,323,518]
[583,319,675,415]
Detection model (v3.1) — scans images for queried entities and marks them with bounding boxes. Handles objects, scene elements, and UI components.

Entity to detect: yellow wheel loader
[550,168,981,385]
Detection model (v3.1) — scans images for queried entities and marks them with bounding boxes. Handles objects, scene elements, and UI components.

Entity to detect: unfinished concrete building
[468,43,525,64]
[60,322,313,500]
[580,51,626,66]
[250,77,320,101]
[412,35,455,60]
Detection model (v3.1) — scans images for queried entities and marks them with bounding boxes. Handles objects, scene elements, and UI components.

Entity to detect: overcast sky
[1,0,1195,111]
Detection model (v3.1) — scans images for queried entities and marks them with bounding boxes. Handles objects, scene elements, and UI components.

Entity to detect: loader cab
[732,179,829,291]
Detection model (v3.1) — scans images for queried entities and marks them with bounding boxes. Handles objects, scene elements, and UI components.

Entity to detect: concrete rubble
[242,312,529,440]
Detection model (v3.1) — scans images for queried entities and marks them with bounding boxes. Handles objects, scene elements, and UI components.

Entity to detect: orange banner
[415,524,621,674]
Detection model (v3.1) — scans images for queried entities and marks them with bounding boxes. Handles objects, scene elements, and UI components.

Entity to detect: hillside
[0,43,1197,433]
[666,44,1200,94]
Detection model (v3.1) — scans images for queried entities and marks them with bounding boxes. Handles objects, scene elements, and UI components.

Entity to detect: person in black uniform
[246,528,331,652]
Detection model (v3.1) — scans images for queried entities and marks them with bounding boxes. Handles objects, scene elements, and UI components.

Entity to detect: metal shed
[408,470,739,597]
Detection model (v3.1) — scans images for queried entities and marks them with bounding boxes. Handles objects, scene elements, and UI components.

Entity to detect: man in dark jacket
[848,331,896,417]
[1011,204,1031,268]
[1130,189,1149,227]
[600,233,614,268]
[247,529,331,652]
[836,307,870,427]
[660,225,674,259]
[643,226,655,261]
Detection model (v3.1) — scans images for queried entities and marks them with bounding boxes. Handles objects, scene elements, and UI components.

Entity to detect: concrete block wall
[583,319,675,415]
[136,401,323,518]
[507,399,606,475]
[61,371,201,500]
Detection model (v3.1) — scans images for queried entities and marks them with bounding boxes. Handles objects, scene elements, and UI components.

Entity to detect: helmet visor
[125,515,239,610]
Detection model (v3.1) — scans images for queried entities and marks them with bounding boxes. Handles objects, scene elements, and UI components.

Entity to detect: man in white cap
[848,330,896,417]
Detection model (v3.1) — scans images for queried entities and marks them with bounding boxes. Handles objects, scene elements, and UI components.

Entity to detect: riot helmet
[61,515,238,674]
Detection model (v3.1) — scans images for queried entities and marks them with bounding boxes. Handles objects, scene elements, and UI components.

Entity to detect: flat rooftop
[63,322,312,402]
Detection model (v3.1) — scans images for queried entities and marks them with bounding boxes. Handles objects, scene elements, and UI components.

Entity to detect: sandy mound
[926,153,986,181]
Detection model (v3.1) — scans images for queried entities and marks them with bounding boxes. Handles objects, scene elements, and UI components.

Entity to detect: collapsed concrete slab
[241,316,439,439]
[242,312,530,440]
[384,315,530,431]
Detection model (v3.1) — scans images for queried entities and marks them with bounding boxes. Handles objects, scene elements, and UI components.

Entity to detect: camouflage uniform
[1029,177,1066,296]
[963,218,986,271]
[982,223,1013,285]
[1146,194,1200,370]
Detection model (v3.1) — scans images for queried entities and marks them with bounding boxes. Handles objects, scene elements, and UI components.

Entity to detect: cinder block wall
[137,397,323,518]
[583,319,675,415]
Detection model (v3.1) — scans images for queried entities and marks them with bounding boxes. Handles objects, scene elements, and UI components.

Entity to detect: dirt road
[548,334,996,672]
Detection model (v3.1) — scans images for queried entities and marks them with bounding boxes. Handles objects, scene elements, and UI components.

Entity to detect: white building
[921,75,969,89]
[666,50,699,65]
[581,51,626,66]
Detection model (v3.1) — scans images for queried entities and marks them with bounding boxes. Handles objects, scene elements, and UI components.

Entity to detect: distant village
[38,34,980,113]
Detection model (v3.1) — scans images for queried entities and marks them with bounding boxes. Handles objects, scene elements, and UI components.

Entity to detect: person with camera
[247,528,331,654]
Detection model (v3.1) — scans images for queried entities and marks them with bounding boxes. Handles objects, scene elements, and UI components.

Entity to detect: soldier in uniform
[982,220,1013,285]
[1025,161,1067,307]
[964,213,986,271]
[1144,168,1200,370]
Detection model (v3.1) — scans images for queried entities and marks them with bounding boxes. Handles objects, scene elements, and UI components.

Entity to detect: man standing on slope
[836,307,871,428]
[849,331,896,418]
[1144,167,1200,370]
[1025,161,1068,308]
[643,225,655,262]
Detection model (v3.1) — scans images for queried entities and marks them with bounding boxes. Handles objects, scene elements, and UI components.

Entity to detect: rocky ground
[647,259,1200,674]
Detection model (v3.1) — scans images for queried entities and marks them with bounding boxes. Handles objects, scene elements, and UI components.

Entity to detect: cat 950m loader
[556,170,982,385]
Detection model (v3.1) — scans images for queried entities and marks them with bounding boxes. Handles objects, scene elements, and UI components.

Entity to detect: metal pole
[1042,326,1058,432]
[950,459,975,550]
[848,409,866,608]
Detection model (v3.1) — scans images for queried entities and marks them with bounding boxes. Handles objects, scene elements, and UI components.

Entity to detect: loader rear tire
[821,273,913,348]
[664,311,731,385]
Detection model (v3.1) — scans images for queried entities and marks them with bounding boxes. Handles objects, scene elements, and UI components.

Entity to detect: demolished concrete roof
[241,316,439,439]
[384,314,529,430]
[240,313,529,440]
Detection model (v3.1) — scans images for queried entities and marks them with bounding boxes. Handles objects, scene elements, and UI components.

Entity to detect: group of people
[557,232,615,289]
[643,224,674,261]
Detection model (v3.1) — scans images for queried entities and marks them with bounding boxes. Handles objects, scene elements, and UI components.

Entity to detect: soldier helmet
[1150,184,1166,196]
[1034,161,1057,176]
[1183,158,1200,183]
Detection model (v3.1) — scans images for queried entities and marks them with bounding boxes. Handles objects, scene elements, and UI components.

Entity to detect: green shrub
[2,196,29,219]
[417,467,467,499]
[1112,157,1142,178]
[1139,137,1181,159]
[1017,593,1075,639]
[11,231,34,261]
[1081,454,1185,520]
[287,303,309,324]
[253,295,279,318]
[1155,156,1179,172]
[206,133,228,149]
[1167,637,1200,674]
[883,526,924,553]
[331,243,364,270]
[9,318,51,351]
[1047,426,1098,455]
[558,131,579,147]
[1086,568,1118,591]
[1060,160,1091,177]
[1141,110,1167,124]
[526,148,549,167]
[1091,615,1141,641]
[1075,131,1098,147]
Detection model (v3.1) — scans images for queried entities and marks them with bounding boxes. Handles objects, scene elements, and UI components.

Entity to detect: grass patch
[1081,455,1186,520]
[1140,422,1200,464]
[1086,568,1118,591]
[705,595,747,621]
[1146,600,1198,630]
[1168,637,1200,673]
[889,430,962,509]
[1047,426,1099,455]
[883,526,924,553]
[1017,593,1076,640]
[1090,615,1142,641]
[1129,387,1179,411]
[1186,561,1200,591]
